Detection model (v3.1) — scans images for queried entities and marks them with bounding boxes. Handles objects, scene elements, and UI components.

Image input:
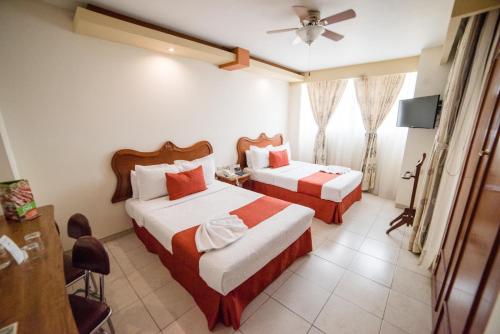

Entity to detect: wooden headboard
[111,140,213,203]
[236,133,283,168]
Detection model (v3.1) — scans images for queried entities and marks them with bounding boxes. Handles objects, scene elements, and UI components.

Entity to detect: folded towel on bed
[320,165,351,175]
[195,215,248,252]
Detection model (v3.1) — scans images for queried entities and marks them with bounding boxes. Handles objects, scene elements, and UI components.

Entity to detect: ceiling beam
[303,56,420,82]
[73,5,304,82]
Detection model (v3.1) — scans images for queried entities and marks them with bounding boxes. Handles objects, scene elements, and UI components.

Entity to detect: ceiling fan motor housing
[306,10,321,24]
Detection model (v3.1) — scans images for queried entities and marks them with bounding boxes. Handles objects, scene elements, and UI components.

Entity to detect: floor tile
[264,269,293,295]
[384,291,432,334]
[107,232,143,255]
[106,253,125,283]
[391,267,431,305]
[312,234,328,251]
[113,245,160,274]
[396,250,431,277]
[106,276,139,312]
[273,274,331,322]
[342,205,380,225]
[340,218,373,236]
[142,280,195,329]
[240,298,310,334]
[334,271,389,317]
[378,204,403,220]
[308,326,325,334]
[311,219,336,241]
[313,240,357,268]
[293,254,345,292]
[359,238,400,264]
[240,292,269,323]
[314,295,381,334]
[128,260,174,298]
[380,321,409,334]
[112,300,160,334]
[367,219,404,248]
[349,253,396,287]
[162,307,233,334]
[327,229,365,250]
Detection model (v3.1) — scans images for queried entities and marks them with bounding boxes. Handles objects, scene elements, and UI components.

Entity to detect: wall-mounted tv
[397,95,440,129]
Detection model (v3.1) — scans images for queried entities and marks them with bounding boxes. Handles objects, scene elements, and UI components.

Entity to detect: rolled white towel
[195,215,248,252]
[320,165,351,175]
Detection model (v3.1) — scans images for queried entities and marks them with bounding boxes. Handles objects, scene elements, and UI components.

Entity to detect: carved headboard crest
[111,140,213,203]
[236,133,283,168]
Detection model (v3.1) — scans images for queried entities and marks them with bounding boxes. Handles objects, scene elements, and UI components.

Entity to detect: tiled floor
[71,193,432,334]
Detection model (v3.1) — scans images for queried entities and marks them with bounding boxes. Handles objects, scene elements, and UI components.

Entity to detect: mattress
[124,180,314,295]
[246,160,363,202]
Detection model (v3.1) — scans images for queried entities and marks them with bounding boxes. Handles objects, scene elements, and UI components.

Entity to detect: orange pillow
[166,165,207,200]
[269,150,289,168]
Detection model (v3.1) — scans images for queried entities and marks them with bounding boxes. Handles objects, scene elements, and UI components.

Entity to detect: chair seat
[68,294,111,334]
[64,253,85,286]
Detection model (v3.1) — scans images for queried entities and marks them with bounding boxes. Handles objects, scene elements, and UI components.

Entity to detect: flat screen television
[397,95,440,129]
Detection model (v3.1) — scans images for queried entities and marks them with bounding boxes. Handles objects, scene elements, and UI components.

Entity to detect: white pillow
[249,145,272,169]
[130,171,138,199]
[174,153,216,185]
[269,142,292,160]
[245,150,254,169]
[131,163,169,199]
[135,164,180,201]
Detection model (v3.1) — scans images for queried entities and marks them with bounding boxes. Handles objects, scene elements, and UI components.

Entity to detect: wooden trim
[84,5,302,77]
[236,133,283,168]
[111,140,213,203]
[304,56,419,82]
[219,48,250,71]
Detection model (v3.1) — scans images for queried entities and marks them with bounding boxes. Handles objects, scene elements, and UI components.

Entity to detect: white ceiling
[52,0,455,72]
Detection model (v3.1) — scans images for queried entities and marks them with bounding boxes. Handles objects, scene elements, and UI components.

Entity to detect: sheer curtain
[298,73,417,200]
[374,73,417,199]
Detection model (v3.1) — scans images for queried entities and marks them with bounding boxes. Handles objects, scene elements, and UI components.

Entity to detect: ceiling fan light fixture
[297,25,325,45]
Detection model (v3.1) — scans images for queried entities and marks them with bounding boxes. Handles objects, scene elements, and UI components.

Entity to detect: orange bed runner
[297,171,339,198]
[171,196,291,274]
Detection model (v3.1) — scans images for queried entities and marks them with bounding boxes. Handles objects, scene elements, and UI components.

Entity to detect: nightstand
[215,172,250,187]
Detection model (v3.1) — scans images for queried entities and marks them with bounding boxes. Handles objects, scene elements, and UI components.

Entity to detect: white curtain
[307,80,348,165]
[374,73,417,199]
[409,14,485,254]
[298,74,417,200]
[325,81,365,170]
[354,74,406,191]
[418,11,499,268]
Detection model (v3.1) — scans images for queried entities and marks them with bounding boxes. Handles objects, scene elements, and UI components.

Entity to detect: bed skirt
[245,181,362,224]
[132,220,312,330]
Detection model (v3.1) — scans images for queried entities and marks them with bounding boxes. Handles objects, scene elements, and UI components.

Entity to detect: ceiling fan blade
[322,29,344,41]
[320,9,356,26]
[292,5,309,22]
[292,35,302,45]
[267,28,298,34]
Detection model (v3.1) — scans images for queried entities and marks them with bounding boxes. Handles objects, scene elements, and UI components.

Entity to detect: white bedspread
[125,180,314,295]
[246,160,363,202]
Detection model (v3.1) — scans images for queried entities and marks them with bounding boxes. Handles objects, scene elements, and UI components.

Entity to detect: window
[298,72,417,199]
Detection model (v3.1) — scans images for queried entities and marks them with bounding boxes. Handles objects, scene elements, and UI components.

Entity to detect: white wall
[395,47,451,207]
[0,0,289,249]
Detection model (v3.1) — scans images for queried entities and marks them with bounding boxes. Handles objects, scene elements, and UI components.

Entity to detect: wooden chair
[386,153,426,234]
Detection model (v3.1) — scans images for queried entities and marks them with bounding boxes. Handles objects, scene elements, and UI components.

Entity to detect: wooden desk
[0,205,78,334]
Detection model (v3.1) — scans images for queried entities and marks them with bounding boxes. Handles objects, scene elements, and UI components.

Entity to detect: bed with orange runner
[237,133,363,224]
[111,140,314,330]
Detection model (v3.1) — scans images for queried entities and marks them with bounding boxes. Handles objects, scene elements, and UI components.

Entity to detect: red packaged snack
[0,179,39,221]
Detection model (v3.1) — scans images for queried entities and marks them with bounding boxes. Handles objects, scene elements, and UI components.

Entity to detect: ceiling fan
[267,6,356,45]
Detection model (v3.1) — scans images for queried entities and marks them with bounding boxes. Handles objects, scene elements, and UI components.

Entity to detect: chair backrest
[67,213,92,239]
[72,236,110,275]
